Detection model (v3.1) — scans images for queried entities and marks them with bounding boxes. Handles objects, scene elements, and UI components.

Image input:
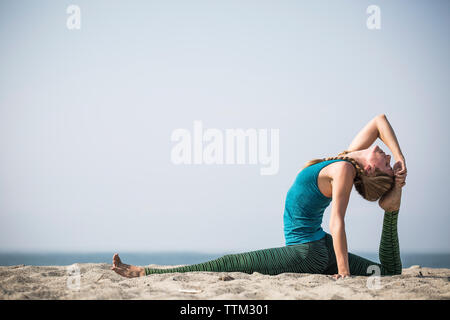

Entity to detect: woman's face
[367,145,394,176]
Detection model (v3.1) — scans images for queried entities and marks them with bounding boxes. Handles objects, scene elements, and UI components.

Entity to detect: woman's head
[364,145,394,177]
[302,146,395,201]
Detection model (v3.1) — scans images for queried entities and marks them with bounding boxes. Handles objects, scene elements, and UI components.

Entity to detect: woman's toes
[112,253,122,267]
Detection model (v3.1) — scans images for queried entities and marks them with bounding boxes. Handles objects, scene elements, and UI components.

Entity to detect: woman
[111,114,407,279]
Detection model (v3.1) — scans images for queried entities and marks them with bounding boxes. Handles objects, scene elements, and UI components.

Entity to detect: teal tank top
[283,159,350,245]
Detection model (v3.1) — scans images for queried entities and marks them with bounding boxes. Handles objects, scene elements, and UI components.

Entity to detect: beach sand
[0,263,449,300]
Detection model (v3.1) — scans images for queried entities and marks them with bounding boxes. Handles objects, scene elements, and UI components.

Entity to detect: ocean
[0,252,449,268]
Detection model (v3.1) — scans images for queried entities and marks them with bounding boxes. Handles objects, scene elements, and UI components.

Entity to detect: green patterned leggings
[144,211,401,276]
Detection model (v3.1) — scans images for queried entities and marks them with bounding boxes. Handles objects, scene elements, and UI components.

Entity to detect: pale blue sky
[0,0,449,253]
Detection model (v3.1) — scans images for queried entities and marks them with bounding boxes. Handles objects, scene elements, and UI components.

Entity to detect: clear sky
[0,0,449,254]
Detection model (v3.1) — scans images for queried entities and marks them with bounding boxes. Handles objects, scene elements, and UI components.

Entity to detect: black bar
[0,300,447,318]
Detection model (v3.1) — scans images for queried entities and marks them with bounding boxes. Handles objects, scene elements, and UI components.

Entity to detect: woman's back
[283,159,351,246]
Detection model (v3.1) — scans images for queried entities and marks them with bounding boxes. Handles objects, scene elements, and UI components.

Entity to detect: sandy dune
[0,263,449,300]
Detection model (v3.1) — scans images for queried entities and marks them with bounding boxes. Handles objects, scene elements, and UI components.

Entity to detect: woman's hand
[393,160,407,188]
[332,272,351,280]
[394,157,407,174]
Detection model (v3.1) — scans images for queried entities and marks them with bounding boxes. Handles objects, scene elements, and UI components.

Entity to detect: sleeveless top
[283,159,351,245]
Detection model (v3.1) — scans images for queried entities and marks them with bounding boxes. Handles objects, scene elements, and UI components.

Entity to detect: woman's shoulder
[325,160,357,179]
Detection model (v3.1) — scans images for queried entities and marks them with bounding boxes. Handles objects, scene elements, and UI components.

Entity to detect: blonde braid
[337,150,350,156]
[301,150,364,179]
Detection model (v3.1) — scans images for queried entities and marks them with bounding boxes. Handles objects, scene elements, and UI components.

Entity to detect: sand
[0,263,449,300]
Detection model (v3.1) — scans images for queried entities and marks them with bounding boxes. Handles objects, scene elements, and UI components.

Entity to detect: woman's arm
[377,114,406,166]
[346,115,380,152]
[329,162,356,278]
[346,113,407,174]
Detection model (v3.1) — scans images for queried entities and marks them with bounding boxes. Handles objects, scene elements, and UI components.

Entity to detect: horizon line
[0,250,449,255]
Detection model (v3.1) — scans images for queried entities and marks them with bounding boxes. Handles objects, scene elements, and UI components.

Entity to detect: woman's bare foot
[111,253,145,278]
[378,185,402,212]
